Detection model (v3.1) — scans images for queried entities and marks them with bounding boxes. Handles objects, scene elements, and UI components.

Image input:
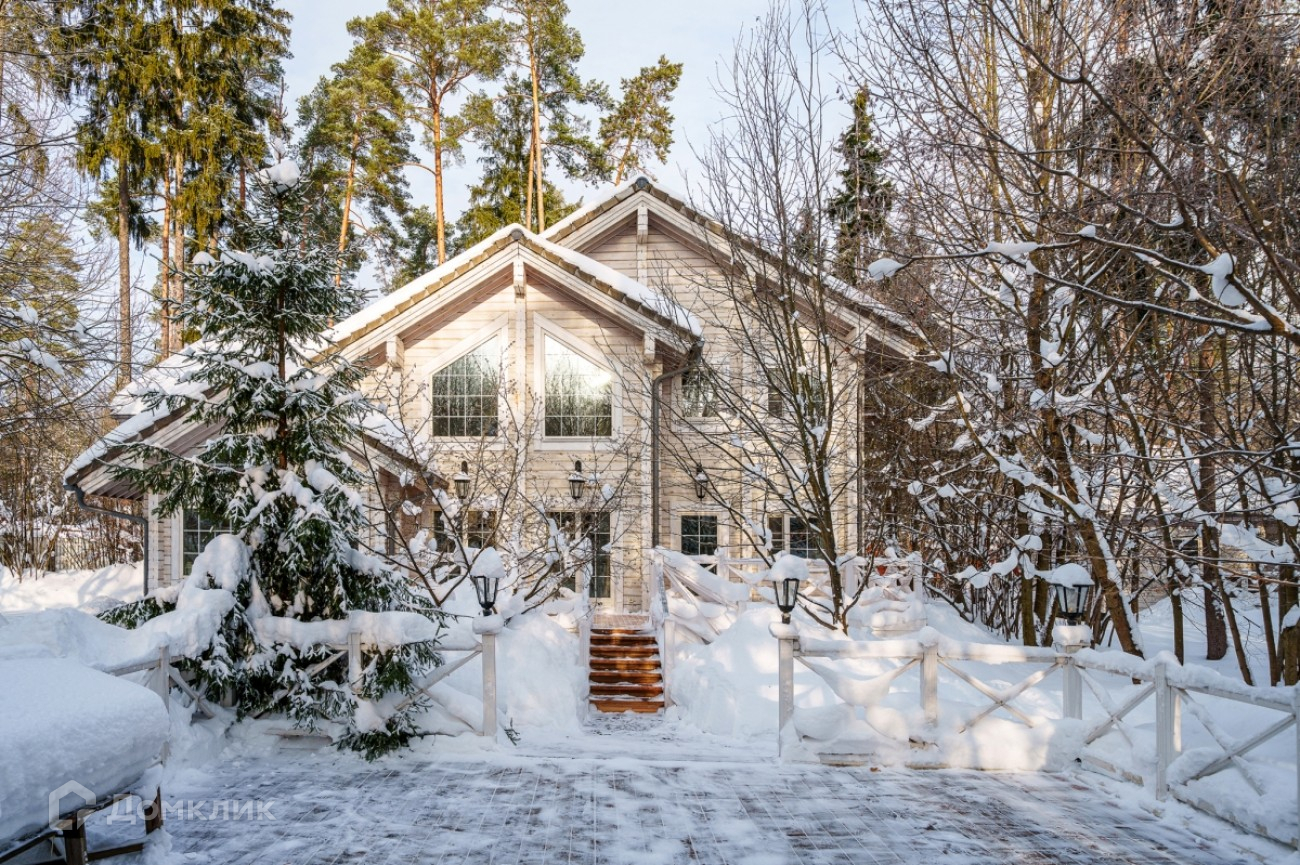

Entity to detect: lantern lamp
[568,460,587,502]
[1048,564,1094,626]
[453,460,471,499]
[693,463,709,501]
[773,575,800,624]
[471,571,500,617]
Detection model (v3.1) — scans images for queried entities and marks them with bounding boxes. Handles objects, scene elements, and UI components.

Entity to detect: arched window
[543,335,612,437]
[431,339,500,437]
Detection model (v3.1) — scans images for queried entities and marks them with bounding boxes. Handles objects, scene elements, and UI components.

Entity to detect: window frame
[550,510,613,599]
[534,316,620,444]
[174,509,232,579]
[428,335,503,439]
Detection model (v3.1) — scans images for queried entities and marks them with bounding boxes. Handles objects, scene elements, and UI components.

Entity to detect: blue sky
[278,0,828,220]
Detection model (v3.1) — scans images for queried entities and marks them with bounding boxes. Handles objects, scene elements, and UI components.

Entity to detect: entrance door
[554,511,615,608]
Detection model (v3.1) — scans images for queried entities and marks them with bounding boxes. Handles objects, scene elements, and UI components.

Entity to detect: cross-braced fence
[774,626,1300,848]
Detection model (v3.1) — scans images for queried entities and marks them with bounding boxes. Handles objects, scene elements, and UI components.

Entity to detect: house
[64,178,916,616]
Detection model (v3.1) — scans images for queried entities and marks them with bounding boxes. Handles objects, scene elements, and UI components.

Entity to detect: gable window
[431,339,499,437]
[552,511,612,599]
[544,335,612,437]
[681,368,719,418]
[182,511,231,576]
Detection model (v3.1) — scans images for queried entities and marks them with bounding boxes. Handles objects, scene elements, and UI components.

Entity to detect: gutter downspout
[64,479,149,596]
[650,340,703,549]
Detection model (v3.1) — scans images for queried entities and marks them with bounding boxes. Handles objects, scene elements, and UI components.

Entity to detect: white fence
[774,626,1300,848]
[108,622,500,740]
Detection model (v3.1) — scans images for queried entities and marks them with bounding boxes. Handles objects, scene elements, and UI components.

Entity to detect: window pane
[182,510,231,576]
[544,336,613,437]
[789,518,816,558]
[680,515,718,557]
[682,369,718,418]
[431,339,499,437]
[767,515,785,553]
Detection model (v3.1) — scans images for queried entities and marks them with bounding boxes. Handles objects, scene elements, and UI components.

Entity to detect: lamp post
[568,459,587,502]
[693,463,708,501]
[469,569,502,741]
[453,460,471,499]
[1047,563,1094,721]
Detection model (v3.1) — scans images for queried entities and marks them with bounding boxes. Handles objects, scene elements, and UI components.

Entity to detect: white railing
[773,626,1300,849]
[111,620,500,740]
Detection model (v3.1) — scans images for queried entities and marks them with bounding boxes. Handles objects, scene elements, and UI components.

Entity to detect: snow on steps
[589,628,664,714]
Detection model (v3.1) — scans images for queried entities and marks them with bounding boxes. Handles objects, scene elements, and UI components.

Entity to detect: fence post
[347,630,363,691]
[154,644,170,713]
[662,618,675,708]
[1294,688,1300,849]
[1062,652,1082,721]
[771,623,797,755]
[921,641,939,728]
[480,628,498,740]
[1154,659,1172,801]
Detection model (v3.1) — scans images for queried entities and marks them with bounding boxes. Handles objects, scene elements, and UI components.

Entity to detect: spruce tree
[599,56,683,185]
[111,158,438,757]
[826,86,892,285]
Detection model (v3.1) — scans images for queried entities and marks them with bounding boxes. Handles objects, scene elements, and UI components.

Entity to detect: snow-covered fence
[103,644,216,728]
[773,626,1300,848]
[249,613,502,738]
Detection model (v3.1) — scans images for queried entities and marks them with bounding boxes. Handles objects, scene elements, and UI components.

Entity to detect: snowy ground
[0,562,141,615]
[74,714,1288,865]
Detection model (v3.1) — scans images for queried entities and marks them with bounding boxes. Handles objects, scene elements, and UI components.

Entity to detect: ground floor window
[680,514,719,558]
[553,511,612,599]
[182,511,231,576]
[765,514,816,558]
[433,509,496,551]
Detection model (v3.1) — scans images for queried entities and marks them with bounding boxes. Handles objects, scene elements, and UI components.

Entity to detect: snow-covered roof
[67,219,698,490]
[544,176,920,343]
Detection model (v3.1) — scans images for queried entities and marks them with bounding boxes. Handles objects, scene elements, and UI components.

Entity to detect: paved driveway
[90,716,1280,864]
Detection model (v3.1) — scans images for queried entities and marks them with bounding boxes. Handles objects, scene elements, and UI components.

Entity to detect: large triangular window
[543,335,612,437]
[431,338,500,437]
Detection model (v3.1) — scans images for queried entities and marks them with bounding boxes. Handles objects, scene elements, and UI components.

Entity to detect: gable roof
[324,223,700,360]
[544,176,920,350]
[66,223,699,492]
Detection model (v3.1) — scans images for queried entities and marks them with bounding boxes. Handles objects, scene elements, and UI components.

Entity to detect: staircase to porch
[588,620,664,714]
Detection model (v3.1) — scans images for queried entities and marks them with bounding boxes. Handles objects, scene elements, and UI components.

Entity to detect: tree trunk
[337,138,357,286]
[170,151,184,354]
[116,165,132,389]
[529,47,545,231]
[160,176,171,358]
[1196,338,1227,661]
[432,106,447,264]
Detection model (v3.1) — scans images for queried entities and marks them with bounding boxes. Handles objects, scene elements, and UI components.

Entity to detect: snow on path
[90,715,1283,865]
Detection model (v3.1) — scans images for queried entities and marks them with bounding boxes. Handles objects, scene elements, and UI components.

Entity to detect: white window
[543,335,613,437]
[681,368,720,418]
[765,514,817,558]
[181,511,230,576]
[431,338,500,437]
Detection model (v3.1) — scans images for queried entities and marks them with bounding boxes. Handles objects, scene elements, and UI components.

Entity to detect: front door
[555,511,615,609]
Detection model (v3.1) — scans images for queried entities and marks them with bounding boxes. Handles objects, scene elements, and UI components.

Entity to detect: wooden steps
[588,627,664,714]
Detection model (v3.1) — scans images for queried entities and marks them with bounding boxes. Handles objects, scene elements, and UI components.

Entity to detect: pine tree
[52,0,160,388]
[826,86,892,285]
[298,41,413,285]
[450,75,574,251]
[599,56,683,185]
[349,0,510,265]
[111,158,438,757]
[500,0,608,230]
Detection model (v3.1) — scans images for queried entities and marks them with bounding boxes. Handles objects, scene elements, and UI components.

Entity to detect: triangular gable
[544,177,920,357]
